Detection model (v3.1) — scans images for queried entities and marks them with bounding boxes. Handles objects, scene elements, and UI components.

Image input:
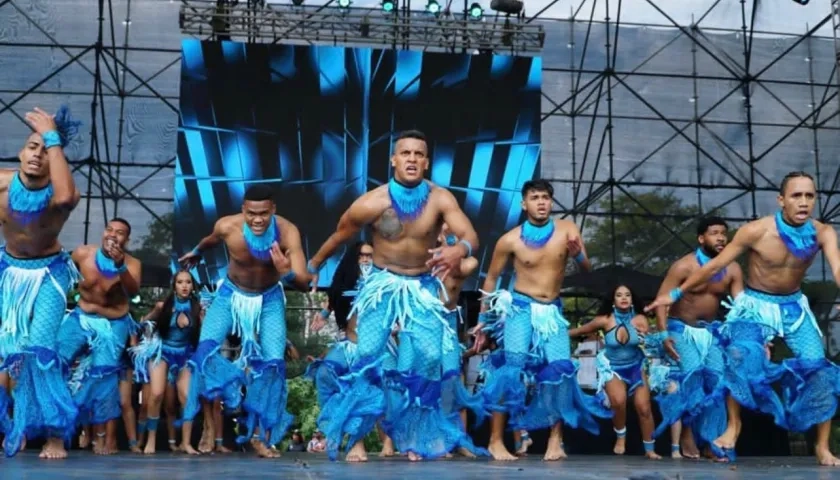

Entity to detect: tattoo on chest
[377,208,403,239]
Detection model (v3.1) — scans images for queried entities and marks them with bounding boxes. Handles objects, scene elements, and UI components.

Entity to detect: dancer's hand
[567,236,583,257]
[178,250,201,270]
[644,293,674,313]
[469,324,487,353]
[426,244,466,281]
[662,338,680,362]
[309,272,319,293]
[310,304,328,332]
[269,242,291,274]
[25,107,58,135]
[104,240,125,266]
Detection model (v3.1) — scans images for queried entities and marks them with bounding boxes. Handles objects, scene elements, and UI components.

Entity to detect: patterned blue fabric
[596,309,646,399]
[478,290,612,434]
[0,249,79,457]
[440,308,487,426]
[58,308,135,426]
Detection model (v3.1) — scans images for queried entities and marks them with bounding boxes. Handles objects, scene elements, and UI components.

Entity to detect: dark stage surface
[5,452,840,480]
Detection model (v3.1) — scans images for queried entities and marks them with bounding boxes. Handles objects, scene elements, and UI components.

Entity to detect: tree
[584,191,717,275]
[133,212,174,268]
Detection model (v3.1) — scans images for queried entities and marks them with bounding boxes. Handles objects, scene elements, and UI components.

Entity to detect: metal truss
[534,0,840,283]
[0,0,177,254]
[178,0,545,53]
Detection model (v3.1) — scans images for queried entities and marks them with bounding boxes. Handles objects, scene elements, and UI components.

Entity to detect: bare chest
[753,235,814,270]
[513,237,567,268]
[372,205,440,243]
[78,258,123,295]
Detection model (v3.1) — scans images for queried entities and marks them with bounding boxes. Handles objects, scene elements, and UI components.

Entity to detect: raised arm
[438,188,480,258]
[120,257,142,296]
[25,108,79,210]
[568,316,606,338]
[278,220,312,290]
[818,224,840,288]
[309,195,380,271]
[179,217,229,268]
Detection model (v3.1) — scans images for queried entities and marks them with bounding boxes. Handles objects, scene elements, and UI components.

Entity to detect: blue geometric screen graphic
[175,40,542,290]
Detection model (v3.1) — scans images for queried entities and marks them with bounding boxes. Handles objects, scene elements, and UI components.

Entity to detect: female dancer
[568,284,659,459]
[132,270,202,454]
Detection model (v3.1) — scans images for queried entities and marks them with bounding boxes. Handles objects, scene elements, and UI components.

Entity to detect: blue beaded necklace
[8,173,53,225]
[243,215,279,262]
[520,220,555,249]
[388,178,430,223]
[695,248,726,283]
[775,211,818,261]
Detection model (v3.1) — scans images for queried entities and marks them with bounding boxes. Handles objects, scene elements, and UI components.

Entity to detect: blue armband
[307,260,320,275]
[458,239,473,258]
[282,270,296,284]
[669,288,683,303]
[320,308,330,318]
[41,130,62,149]
[116,263,128,274]
[574,252,585,263]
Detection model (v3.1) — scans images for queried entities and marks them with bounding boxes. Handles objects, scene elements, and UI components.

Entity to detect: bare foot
[198,431,214,454]
[19,437,26,452]
[346,441,368,462]
[130,444,142,454]
[251,439,281,458]
[671,447,682,459]
[516,437,533,456]
[456,447,476,458]
[93,439,107,455]
[816,448,840,466]
[407,451,422,462]
[169,441,181,452]
[613,436,626,455]
[379,438,395,457]
[181,443,201,455]
[645,450,662,460]
[143,441,157,455]
[681,440,700,459]
[39,438,68,459]
[543,435,567,461]
[711,425,739,463]
[215,444,233,453]
[78,431,91,449]
[444,453,453,458]
[488,441,517,461]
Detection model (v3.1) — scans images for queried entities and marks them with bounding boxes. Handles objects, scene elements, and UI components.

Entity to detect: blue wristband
[307,260,320,275]
[282,270,296,283]
[320,308,330,318]
[574,252,585,263]
[116,262,128,274]
[669,288,683,302]
[41,130,62,149]
[458,239,473,258]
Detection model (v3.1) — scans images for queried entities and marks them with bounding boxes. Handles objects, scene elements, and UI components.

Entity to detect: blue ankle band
[129,439,138,447]
[215,438,223,445]
[614,427,626,438]
[147,417,160,431]
[644,440,655,453]
[281,270,296,283]
[671,444,680,452]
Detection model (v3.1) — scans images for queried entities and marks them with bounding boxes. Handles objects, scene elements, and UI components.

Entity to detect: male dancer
[646,171,840,466]
[178,184,311,457]
[652,217,743,459]
[55,218,141,455]
[473,179,608,462]
[307,130,479,462]
[0,107,81,458]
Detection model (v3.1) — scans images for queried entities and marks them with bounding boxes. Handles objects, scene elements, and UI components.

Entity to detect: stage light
[490,0,522,15]
[132,295,142,304]
[382,0,396,12]
[468,2,483,19]
[337,0,351,8]
[292,0,304,5]
[426,0,441,14]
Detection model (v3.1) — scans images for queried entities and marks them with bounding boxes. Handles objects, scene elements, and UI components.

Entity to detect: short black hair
[780,171,815,195]
[395,129,427,144]
[521,179,554,198]
[244,184,275,203]
[110,217,131,236]
[696,216,728,236]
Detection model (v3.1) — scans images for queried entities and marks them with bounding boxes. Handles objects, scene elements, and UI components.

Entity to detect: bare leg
[633,385,661,460]
[78,425,92,449]
[377,422,395,457]
[164,383,179,448]
[680,425,700,459]
[670,421,682,459]
[543,422,567,461]
[514,430,533,456]
[487,412,517,461]
[711,396,741,462]
[815,420,840,466]
[198,401,215,453]
[92,427,107,455]
[105,420,118,454]
[175,369,199,455]
[143,361,168,455]
[345,440,368,462]
[603,378,628,455]
[137,387,148,449]
[212,400,231,452]
[120,375,141,453]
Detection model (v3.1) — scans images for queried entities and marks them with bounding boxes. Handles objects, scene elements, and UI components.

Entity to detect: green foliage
[133,212,174,268]
[584,191,704,274]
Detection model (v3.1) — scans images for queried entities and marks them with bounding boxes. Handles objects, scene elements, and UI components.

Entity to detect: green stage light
[131,295,142,304]
[337,0,351,8]
[468,2,483,19]
[426,0,440,14]
[382,0,396,12]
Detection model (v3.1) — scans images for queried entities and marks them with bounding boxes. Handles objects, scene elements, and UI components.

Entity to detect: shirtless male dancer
[647,171,840,466]
[178,184,311,457]
[56,219,141,455]
[474,179,608,462]
[0,107,81,459]
[307,129,479,462]
[653,217,743,459]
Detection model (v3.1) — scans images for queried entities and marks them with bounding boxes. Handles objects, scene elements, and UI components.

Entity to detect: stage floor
[4,452,840,479]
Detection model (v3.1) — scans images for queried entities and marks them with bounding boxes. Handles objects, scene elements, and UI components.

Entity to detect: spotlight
[337,0,351,7]
[468,2,483,19]
[490,0,522,15]
[382,0,396,12]
[131,295,142,305]
[426,0,441,14]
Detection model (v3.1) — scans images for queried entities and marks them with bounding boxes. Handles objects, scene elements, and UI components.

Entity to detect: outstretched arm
[568,316,606,338]
[309,195,379,271]
[655,261,690,332]
[279,221,312,290]
[193,218,227,254]
[438,189,480,258]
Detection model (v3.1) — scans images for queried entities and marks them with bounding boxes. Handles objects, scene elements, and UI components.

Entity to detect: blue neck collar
[243,216,279,262]
[613,307,634,325]
[388,178,430,222]
[775,211,818,261]
[520,220,554,249]
[8,172,53,225]
[95,248,122,279]
[174,297,191,313]
[695,248,726,283]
